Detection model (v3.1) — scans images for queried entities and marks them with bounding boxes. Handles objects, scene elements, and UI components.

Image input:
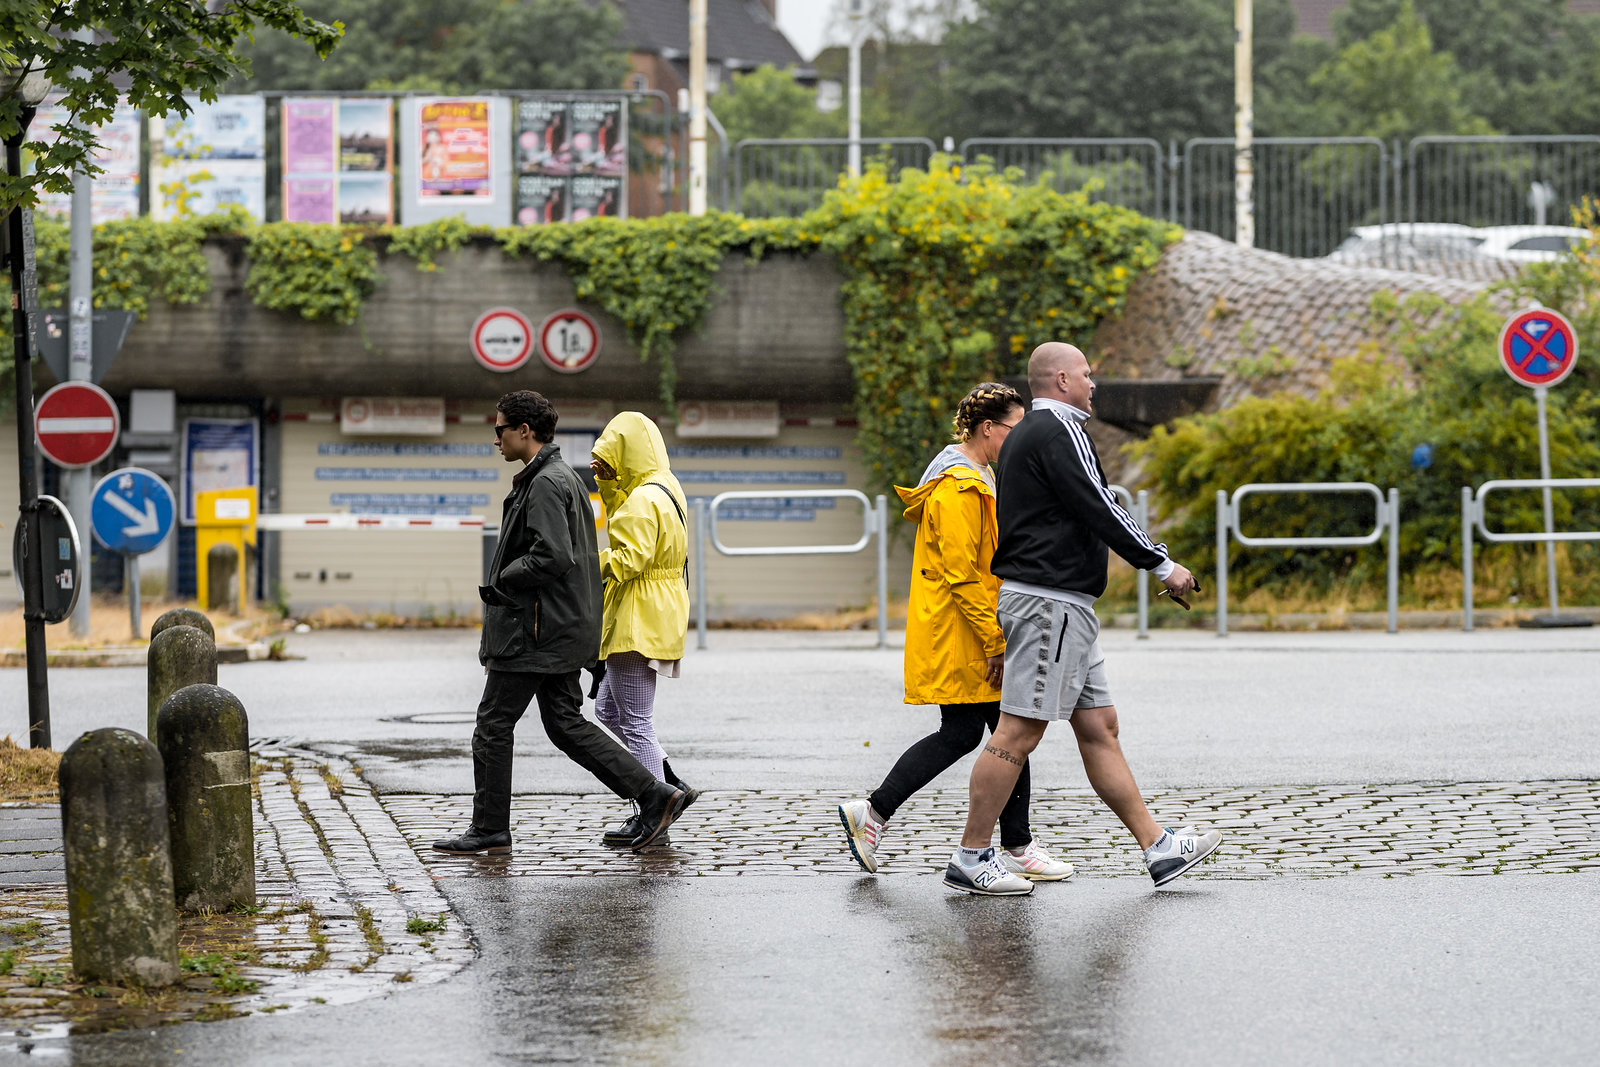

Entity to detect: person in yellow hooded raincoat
[588,411,698,846]
[837,383,1073,881]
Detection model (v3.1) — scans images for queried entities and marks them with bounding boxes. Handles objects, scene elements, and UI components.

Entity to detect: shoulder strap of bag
[645,482,690,588]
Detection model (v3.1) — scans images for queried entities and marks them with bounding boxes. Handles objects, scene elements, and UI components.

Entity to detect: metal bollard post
[1387,489,1400,634]
[1461,486,1475,632]
[59,728,180,987]
[148,625,217,739]
[875,495,889,649]
[1216,490,1229,637]
[150,606,214,643]
[693,498,708,651]
[157,683,254,912]
[1136,490,1150,639]
[206,543,240,613]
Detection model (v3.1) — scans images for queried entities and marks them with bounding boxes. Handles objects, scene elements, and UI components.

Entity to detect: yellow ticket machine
[195,487,257,613]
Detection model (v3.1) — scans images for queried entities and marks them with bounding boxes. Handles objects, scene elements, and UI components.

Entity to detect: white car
[1474,225,1589,263]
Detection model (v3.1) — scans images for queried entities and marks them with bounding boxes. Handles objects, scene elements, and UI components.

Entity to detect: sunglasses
[494,423,519,438]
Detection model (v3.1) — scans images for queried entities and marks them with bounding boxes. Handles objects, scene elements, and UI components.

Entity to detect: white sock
[1145,829,1172,855]
[957,846,988,866]
[867,805,887,826]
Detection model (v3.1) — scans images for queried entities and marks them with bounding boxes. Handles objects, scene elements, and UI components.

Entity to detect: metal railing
[1107,485,1155,638]
[960,138,1168,218]
[692,490,890,649]
[732,138,937,218]
[1216,483,1401,636]
[1185,137,1390,259]
[1459,479,1600,631]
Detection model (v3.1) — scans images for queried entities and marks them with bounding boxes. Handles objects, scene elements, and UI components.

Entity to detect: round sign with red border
[34,381,120,469]
[538,310,601,374]
[471,308,535,373]
[1499,308,1579,388]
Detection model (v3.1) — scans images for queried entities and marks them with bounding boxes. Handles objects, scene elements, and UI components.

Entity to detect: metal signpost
[90,468,177,640]
[1492,306,1588,627]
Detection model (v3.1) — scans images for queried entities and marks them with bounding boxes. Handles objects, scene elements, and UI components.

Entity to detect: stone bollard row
[57,610,258,987]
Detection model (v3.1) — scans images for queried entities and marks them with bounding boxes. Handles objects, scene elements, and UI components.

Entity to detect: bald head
[1027,342,1094,414]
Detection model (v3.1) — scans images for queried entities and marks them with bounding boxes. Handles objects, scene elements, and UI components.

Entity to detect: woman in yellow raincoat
[588,411,698,846]
[837,383,1072,881]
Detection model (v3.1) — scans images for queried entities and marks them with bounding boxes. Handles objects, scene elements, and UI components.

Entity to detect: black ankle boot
[662,760,701,810]
[629,781,686,850]
[602,806,643,847]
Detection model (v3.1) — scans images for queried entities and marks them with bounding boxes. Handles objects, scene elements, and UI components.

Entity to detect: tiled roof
[618,0,805,69]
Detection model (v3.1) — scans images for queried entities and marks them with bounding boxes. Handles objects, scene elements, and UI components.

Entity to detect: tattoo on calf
[984,743,1024,767]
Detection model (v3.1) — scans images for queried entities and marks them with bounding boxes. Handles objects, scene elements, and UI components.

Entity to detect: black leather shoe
[629,782,686,851]
[432,826,512,855]
[602,809,643,847]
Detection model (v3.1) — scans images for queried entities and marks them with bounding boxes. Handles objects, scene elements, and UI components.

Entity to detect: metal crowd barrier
[693,490,890,650]
[1460,479,1600,631]
[1216,483,1401,636]
[1108,485,1153,639]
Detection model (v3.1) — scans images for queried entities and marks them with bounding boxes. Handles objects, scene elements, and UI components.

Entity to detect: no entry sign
[1499,308,1578,388]
[34,381,120,469]
[471,308,534,372]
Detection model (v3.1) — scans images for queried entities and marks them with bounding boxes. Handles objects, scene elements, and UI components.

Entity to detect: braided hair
[951,382,1024,442]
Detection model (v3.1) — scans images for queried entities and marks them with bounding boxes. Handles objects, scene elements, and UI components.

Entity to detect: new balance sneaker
[1143,825,1222,887]
[1000,841,1075,882]
[837,800,884,874]
[943,847,1034,896]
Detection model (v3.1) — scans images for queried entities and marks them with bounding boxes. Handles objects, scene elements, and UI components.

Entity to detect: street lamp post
[1235,0,1254,249]
[847,0,865,177]
[3,66,56,748]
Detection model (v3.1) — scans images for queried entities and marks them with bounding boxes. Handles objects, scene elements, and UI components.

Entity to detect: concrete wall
[55,239,851,405]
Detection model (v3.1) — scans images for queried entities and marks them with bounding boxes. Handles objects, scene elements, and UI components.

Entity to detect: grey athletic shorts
[997,588,1112,721]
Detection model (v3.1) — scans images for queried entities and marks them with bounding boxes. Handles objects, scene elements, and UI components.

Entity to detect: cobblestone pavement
[389,780,1600,880]
[0,747,471,1041]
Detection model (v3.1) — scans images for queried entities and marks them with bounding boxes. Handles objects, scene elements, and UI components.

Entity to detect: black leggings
[868,701,1032,850]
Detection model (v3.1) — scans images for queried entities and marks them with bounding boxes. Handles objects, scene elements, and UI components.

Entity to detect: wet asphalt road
[22,875,1598,1066]
[4,627,1600,1064]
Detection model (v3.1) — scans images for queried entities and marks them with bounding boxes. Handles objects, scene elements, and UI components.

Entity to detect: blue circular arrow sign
[91,467,176,556]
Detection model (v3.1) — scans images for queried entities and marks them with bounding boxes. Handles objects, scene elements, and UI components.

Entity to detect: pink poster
[284,178,336,224]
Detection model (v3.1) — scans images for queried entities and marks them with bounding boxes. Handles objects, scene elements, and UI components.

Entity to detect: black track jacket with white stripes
[991,405,1169,597]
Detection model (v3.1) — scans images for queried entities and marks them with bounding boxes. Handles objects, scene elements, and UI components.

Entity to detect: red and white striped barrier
[255,514,487,532]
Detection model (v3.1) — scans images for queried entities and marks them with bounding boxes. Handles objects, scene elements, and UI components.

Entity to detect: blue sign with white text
[91,467,177,556]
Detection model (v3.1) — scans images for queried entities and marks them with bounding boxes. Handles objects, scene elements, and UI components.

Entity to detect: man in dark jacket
[942,343,1222,897]
[432,390,687,855]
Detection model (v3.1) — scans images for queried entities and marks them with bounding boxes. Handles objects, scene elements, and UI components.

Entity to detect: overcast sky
[774,1,836,61]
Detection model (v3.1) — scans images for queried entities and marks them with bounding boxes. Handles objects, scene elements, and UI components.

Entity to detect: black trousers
[868,701,1032,850]
[472,668,657,834]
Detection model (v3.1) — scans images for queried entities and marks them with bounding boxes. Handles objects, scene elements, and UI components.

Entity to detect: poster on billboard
[570,175,623,221]
[29,95,141,224]
[418,98,493,199]
[282,97,394,224]
[161,96,266,159]
[152,96,267,221]
[180,418,259,525]
[515,175,569,226]
[569,99,626,178]
[516,99,572,177]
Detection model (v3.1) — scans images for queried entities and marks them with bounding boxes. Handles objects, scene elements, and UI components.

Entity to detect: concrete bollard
[206,544,239,614]
[156,684,255,912]
[147,625,217,739]
[150,607,215,642]
[59,728,180,987]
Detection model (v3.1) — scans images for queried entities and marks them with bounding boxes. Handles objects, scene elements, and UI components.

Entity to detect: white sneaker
[943,847,1034,896]
[1144,826,1222,887]
[1000,841,1075,882]
[837,800,884,874]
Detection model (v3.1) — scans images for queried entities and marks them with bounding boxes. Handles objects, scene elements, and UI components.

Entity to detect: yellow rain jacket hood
[896,448,1004,705]
[592,412,690,661]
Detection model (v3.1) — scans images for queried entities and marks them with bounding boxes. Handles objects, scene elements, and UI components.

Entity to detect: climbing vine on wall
[810,159,1176,492]
[12,166,1172,491]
